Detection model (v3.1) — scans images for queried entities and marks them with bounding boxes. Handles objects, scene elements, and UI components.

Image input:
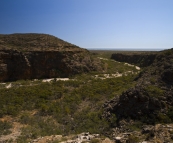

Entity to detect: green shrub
[109,114,117,127]
[167,107,173,121]
[127,135,140,143]
[0,121,12,136]
[145,85,164,97]
[157,113,171,123]
[127,121,143,131]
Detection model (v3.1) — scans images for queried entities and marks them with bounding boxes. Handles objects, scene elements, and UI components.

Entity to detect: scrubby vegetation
[0,51,139,142]
[0,75,136,139]
[0,33,81,51]
[0,121,12,136]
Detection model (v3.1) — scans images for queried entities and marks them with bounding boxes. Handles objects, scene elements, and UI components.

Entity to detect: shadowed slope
[104,48,173,124]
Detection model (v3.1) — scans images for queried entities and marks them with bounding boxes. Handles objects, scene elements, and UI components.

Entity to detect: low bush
[0,121,12,136]
[167,107,173,121]
[127,135,140,143]
[145,85,164,97]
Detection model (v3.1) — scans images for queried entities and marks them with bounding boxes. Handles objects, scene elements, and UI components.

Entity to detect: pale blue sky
[0,0,173,50]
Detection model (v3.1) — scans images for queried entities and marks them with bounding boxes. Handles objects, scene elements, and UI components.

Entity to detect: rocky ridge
[111,52,157,67]
[103,48,173,124]
[0,34,103,81]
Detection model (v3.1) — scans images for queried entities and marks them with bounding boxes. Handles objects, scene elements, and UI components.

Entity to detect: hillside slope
[0,34,102,81]
[104,48,173,124]
[0,33,81,51]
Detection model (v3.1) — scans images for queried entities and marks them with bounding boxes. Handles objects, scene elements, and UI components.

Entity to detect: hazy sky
[0,0,173,50]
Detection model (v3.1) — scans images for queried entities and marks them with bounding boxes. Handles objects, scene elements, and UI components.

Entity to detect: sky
[0,0,173,50]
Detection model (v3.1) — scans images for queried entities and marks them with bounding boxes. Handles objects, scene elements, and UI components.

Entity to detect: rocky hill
[111,52,157,67]
[103,48,173,124]
[0,34,102,81]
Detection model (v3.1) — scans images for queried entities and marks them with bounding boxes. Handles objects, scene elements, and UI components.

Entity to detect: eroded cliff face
[0,34,102,81]
[0,50,31,81]
[0,50,102,81]
[111,53,157,67]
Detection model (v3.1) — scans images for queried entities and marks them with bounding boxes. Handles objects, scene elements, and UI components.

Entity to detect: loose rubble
[42,78,69,82]
[29,132,110,143]
[26,123,173,143]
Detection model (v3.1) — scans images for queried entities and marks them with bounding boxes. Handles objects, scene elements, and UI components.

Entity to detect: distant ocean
[87,48,166,51]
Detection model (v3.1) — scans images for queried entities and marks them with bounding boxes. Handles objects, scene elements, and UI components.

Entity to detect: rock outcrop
[111,53,157,67]
[0,34,102,81]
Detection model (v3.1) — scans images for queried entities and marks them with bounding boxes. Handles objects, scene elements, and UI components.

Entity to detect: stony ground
[1,122,173,142]
[0,116,24,143]
[112,122,173,143]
